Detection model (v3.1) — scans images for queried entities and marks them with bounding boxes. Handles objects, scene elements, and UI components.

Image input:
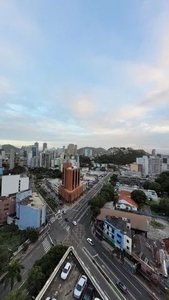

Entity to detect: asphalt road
[0,173,112,298]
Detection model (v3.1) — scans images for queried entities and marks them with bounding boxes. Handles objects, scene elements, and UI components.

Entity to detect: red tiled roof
[118,190,138,208]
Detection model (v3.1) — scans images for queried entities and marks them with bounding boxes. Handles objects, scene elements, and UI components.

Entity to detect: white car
[46,297,57,300]
[87,238,94,246]
[60,262,72,280]
[72,221,77,226]
[74,275,87,298]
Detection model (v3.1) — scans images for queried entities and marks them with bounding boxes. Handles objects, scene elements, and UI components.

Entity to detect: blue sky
[0,0,169,152]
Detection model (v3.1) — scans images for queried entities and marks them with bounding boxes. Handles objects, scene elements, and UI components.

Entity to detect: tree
[131,190,147,205]
[92,207,101,217]
[3,259,24,291]
[27,265,46,297]
[2,290,28,300]
[25,227,39,243]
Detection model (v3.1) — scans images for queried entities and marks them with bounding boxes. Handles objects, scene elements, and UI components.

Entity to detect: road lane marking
[104,290,111,300]
[27,253,33,260]
[128,291,137,300]
[36,245,40,250]
[101,252,142,295]
[23,269,28,275]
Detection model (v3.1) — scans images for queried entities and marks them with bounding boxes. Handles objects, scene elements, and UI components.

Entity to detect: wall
[0,197,15,224]
[117,200,137,211]
[1,175,29,196]
[123,234,132,254]
[16,205,40,230]
[103,220,124,250]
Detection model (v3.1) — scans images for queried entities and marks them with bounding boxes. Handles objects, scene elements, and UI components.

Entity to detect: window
[126,246,129,250]
[127,239,129,243]
[111,234,114,239]
[117,233,121,239]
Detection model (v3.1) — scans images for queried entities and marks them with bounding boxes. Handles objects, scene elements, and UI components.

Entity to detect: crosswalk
[42,237,52,253]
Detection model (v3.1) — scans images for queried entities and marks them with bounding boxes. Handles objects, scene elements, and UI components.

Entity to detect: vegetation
[2,290,28,300]
[94,148,147,165]
[79,155,92,167]
[30,167,62,180]
[27,244,67,297]
[36,185,57,211]
[89,184,114,217]
[0,225,39,274]
[2,259,24,291]
[131,190,147,206]
[150,198,169,217]
[150,220,165,229]
[3,166,26,175]
[143,171,169,197]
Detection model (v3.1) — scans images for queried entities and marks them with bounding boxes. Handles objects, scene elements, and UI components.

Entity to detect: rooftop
[20,192,45,209]
[105,215,131,237]
[118,190,139,208]
[35,247,107,300]
[97,208,148,232]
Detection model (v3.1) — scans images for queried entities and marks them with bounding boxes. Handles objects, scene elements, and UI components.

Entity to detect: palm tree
[3,258,24,291]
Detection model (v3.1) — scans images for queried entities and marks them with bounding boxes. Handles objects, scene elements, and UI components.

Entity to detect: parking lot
[42,252,100,300]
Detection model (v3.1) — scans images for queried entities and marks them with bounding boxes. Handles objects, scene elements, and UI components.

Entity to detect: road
[0,171,160,300]
[0,173,112,298]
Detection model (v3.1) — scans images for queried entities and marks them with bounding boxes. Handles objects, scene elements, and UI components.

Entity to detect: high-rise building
[136,156,149,176]
[34,142,39,153]
[40,152,50,169]
[59,162,83,202]
[10,148,15,169]
[152,149,156,156]
[43,142,47,151]
[67,144,77,156]
[85,148,93,157]
[32,145,37,158]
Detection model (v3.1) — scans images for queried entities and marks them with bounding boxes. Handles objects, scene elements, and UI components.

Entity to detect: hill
[2,144,20,153]
[77,147,107,156]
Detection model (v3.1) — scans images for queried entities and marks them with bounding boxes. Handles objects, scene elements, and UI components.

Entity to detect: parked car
[46,297,57,300]
[83,285,94,300]
[116,281,127,293]
[60,262,72,280]
[72,221,77,226]
[87,238,94,246]
[74,275,87,299]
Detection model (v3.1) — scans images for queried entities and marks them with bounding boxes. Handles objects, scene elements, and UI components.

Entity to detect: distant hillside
[77,147,107,156]
[2,144,20,153]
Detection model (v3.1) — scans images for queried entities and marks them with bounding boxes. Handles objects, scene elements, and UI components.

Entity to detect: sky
[0,0,169,153]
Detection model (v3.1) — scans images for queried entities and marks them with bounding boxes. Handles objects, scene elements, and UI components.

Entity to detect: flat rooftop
[20,192,44,209]
[35,247,106,300]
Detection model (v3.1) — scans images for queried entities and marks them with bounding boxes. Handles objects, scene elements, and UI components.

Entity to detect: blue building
[8,190,46,230]
[32,145,37,158]
[103,215,132,253]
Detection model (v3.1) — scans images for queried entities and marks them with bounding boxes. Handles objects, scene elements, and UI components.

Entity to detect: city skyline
[0,1,169,153]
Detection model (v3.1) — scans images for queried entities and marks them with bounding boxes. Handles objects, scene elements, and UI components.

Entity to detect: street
[0,172,162,300]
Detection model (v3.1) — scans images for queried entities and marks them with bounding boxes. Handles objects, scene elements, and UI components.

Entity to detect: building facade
[0,196,15,224]
[84,148,93,157]
[67,144,77,156]
[10,190,46,230]
[59,162,83,202]
[103,216,132,254]
[1,174,29,197]
[43,142,47,151]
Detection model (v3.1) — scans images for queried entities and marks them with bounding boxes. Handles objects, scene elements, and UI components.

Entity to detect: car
[116,281,128,293]
[83,285,94,300]
[74,275,87,299]
[87,238,94,246]
[60,262,72,280]
[46,297,57,300]
[94,298,101,300]
[72,221,77,226]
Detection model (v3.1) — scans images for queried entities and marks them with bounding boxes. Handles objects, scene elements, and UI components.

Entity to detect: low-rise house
[132,235,168,279]
[103,215,132,254]
[96,209,148,237]
[116,190,138,211]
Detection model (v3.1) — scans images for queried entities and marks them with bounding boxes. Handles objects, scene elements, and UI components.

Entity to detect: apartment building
[8,190,46,230]
[59,162,83,202]
[0,196,15,224]
[67,144,77,156]
[103,215,132,254]
[1,174,29,197]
